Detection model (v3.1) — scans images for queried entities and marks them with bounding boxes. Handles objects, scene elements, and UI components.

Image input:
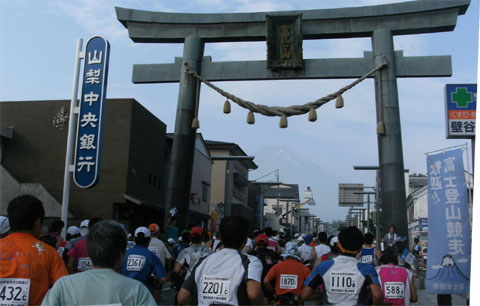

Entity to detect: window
[202,182,209,202]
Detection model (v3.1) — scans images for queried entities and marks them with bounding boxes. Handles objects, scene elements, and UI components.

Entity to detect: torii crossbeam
[116,0,470,245]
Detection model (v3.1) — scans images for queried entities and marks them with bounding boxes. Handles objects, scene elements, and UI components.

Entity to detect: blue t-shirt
[359,247,376,266]
[120,245,167,291]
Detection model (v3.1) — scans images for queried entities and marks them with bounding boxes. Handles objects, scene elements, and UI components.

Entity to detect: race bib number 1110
[0,278,30,306]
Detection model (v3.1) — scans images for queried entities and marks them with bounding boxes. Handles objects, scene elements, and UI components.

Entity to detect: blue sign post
[426,148,471,294]
[73,36,110,188]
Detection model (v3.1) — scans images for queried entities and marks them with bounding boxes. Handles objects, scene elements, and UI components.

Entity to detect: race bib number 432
[127,255,146,272]
[0,278,30,306]
[384,282,405,299]
[280,274,298,289]
[329,272,357,293]
[201,275,230,302]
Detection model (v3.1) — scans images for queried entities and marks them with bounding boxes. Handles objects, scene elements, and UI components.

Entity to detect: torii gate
[116,0,470,244]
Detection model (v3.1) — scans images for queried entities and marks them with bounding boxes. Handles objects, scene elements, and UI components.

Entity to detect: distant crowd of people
[1,194,420,305]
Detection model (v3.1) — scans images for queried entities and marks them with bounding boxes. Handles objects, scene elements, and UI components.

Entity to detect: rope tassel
[308,108,317,122]
[280,113,288,128]
[247,111,255,124]
[377,122,385,135]
[192,117,200,129]
[223,99,231,114]
[336,95,344,108]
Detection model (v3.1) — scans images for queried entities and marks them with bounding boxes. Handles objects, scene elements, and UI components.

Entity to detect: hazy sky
[1,0,478,221]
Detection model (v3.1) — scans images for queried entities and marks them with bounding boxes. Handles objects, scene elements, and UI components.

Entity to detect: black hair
[191,233,203,244]
[414,237,420,243]
[87,220,127,268]
[263,226,273,237]
[181,231,191,244]
[220,216,249,249]
[7,195,45,231]
[170,216,178,224]
[134,233,150,246]
[338,226,363,255]
[364,232,374,245]
[318,232,328,243]
[379,251,398,265]
[388,225,396,232]
[66,232,80,241]
[89,218,102,229]
[49,219,64,233]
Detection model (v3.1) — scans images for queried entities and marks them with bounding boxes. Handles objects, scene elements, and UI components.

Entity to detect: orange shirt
[0,232,68,305]
[265,258,311,297]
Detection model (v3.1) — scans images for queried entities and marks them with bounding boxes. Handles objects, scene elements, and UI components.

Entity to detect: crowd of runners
[1,195,419,305]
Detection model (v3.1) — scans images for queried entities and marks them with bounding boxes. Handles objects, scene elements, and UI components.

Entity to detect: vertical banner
[73,36,110,188]
[426,148,471,294]
[257,194,263,224]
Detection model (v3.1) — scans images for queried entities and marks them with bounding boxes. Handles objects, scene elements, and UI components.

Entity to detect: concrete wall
[190,143,212,216]
[0,99,166,220]
[126,101,166,208]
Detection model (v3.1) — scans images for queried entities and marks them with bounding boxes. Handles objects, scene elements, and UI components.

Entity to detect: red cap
[256,233,269,245]
[191,226,203,237]
[149,223,160,233]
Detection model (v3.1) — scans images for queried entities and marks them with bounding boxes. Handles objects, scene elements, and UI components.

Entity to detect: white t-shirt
[148,237,172,266]
[314,243,331,266]
[298,244,314,262]
[242,238,253,253]
[182,248,262,306]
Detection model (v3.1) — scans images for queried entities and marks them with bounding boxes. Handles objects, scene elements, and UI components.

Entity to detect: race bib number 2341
[0,278,30,306]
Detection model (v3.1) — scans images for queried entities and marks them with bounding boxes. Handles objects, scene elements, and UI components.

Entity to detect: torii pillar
[116,0,470,238]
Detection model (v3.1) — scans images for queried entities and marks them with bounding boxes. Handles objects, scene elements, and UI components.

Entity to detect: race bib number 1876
[0,278,30,306]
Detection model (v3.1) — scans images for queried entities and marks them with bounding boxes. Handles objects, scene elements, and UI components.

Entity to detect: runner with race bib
[264,242,311,305]
[177,216,264,306]
[302,226,383,305]
[0,195,67,306]
[376,251,417,306]
[120,227,167,292]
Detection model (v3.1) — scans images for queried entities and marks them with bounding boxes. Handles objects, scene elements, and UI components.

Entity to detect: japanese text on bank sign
[73,36,110,188]
[445,84,476,139]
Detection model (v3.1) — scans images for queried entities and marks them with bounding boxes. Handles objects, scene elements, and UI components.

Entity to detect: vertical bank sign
[445,84,476,139]
[73,36,110,188]
[426,148,470,294]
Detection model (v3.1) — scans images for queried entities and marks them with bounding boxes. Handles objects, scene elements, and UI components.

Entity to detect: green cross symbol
[451,87,473,107]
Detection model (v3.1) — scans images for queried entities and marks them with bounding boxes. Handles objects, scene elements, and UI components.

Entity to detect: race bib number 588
[384,282,404,299]
[0,278,30,306]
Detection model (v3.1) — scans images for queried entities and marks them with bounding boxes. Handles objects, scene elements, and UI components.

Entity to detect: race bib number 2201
[0,278,30,306]
[201,275,230,302]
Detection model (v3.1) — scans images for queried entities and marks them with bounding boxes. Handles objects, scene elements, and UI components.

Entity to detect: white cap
[330,236,338,246]
[0,216,10,235]
[168,238,176,244]
[297,236,304,242]
[134,227,151,238]
[80,220,89,228]
[67,226,80,236]
[282,241,300,261]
